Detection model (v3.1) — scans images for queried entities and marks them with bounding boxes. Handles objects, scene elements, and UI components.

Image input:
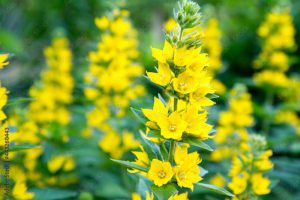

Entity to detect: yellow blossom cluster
[228,135,273,199]
[164,17,225,94]
[28,37,74,125]
[275,110,300,135]
[84,10,144,158]
[254,10,296,88]
[120,1,223,199]
[203,18,226,95]
[0,55,36,199]
[212,88,253,161]
[8,37,76,191]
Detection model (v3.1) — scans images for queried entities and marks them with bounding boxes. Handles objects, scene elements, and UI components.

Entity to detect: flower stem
[169,98,178,164]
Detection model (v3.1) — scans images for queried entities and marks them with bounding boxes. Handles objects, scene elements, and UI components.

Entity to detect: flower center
[179,81,187,91]
[159,74,166,81]
[169,124,177,132]
[178,171,187,180]
[158,170,166,179]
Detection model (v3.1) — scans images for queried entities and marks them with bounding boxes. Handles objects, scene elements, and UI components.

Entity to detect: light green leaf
[7,97,35,107]
[111,159,148,172]
[207,93,219,99]
[0,144,40,155]
[196,183,234,197]
[151,183,177,200]
[32,187,77,200]
[131,107,148,123]
[184,138,213,152]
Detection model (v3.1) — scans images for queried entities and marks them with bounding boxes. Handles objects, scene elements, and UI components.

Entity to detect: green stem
[262,90,274,135]
[168,98,178,164]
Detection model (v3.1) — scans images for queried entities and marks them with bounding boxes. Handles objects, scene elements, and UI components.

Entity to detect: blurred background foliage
[2,0,299,96]
[1,0,300,199]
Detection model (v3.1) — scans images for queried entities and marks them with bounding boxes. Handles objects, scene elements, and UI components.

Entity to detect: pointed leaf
[111,159,148,172]
[196,183,234,197]
[0,144,40,155]
[185,138,213,151]
[151,183,177,200]
[131,107,148,123]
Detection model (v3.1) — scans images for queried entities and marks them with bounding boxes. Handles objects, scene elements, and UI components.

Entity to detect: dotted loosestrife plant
[112,1,233,199]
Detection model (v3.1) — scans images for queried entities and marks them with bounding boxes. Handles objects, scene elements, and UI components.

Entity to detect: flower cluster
[203,18,226,95]
[211,86,254,161]
[0,54,36,199]
[84,9,144,158]
[275,110,300,135]
[8,37,77,193]
[228,135,273,199]
[163,16,225,95]
[28,37,74,126]
[113,1,229,199]
[254,9,296,89]
[253,9,299,137]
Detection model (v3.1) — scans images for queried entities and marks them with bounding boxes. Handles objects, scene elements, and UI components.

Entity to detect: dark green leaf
[207,93,219,99]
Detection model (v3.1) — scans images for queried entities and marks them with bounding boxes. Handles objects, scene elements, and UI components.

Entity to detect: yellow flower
[123,131,140,150]
[210,174,225,188]
[190,85,215,107]
[0,53,9,69]
[151,40,173,64]
[0,86,8,121]
[174,47,199,67]
[142,97,169,123]
[164,18,178,33]
[173,71,199,94]
[251,173,270,195]
[132,192,142,200]
[254,150,273,171]
[182,105,212,139]
[129,146,150,174]
[48,155,65,173]
[186,53,209,75]
[12,182,35,200]
[147,62,173,86]
[132,192,154,200]
[157,111,187,140]
[168,192,189,200]
[95,16,110,30]
[148,159,173,187]
[173,144,202,190]
[99,131,123,159]
[228,172,249,195]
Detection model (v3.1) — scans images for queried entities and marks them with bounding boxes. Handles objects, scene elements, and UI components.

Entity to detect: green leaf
[140,131,163,160]
[111,159,148,172]
[196,183,234,197]
[94,181,130,198]
[151,183,177,200]
[32,187,77,200]
[0,144,40,155]
[6,97,35,107]
[207,93,219,99]
[184,138,213,152]
[131,107,148,123]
